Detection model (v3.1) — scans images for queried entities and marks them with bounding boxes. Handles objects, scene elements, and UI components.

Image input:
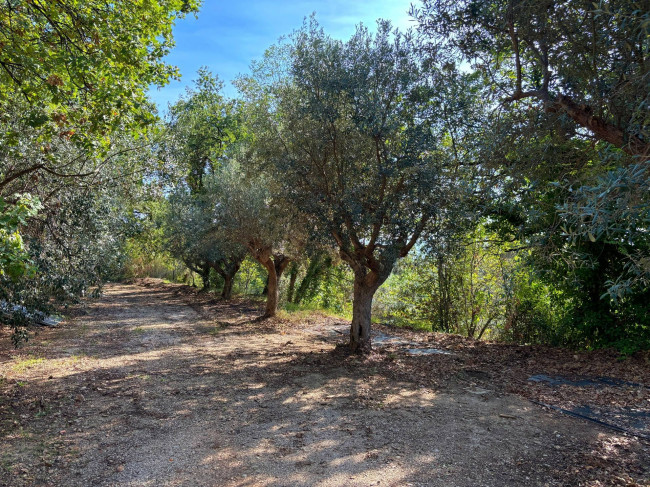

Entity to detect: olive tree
[240,21,467,352]
[206,163,300,317]
[164,187,246,297]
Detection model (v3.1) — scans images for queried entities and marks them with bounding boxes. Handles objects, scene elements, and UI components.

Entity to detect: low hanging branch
[505,89,649,160]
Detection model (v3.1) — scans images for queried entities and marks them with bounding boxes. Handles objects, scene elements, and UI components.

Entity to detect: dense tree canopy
[238,20,478,351]
[1,1,648,354]
[0,0,198,145]
[413,0,650,351]
[412,0,649,157]
[0,0,198,342]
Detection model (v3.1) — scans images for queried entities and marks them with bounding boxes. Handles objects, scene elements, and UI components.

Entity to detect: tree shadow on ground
[1,283,647,487]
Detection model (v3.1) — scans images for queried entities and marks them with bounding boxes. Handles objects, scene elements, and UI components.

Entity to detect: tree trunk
[220,260,240,299]
[287,263,298,303]
[349,272,382,354]
[199,264,211,291]
[262,257,288,296]
[262,260,279,318]
[222,274,234,300]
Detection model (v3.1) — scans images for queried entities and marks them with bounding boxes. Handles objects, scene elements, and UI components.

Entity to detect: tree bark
[262,255,289,296]
[222,274,234,300]
[184,260,211,291]
[552,95,649,159]
[247,241,291,318]
[262,259,279,318]
[506,90,650,159]
[199,264,211,291]
[208,260,242,300]
[222,259,241,299]
[350,281,377,354]
[349,269,385,354]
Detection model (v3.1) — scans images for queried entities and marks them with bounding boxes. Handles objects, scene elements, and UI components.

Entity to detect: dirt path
[1,281,648,486]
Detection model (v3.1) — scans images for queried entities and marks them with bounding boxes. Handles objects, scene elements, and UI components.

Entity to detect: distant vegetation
[1,0,648,353]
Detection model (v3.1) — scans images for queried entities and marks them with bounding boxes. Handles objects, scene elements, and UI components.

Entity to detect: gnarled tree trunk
[349,268,388,354]
[247,239,290,318]
[350,280,377,354]
[259,255,290,317]
[261,259,279,317]
[209,255,244,300]
[221,271,235,299]
[262,255,289,297]
[184,260,211,291]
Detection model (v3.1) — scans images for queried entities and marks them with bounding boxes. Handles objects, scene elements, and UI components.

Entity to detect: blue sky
[148,0,416,112]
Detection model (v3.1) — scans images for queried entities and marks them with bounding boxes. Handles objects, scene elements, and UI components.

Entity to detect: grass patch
[0,453,13,474]
[132,326,146,334]
[280,302,351,322]
[66,354,87,366]
[379,316,433,332]
[11,357,45,373]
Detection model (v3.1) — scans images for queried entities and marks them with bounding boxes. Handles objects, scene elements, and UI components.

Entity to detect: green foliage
[121,198,179,281]
[0,195,41,279]
[413,0,649,153]
[232,257,267,296]
[237,18,482,349]
[164,69,240,192]
[291,260,353,316]
[0,0,196,344]
[374,227,536,339]
[413,0,650,352]
[1,186,130,344]
[0,0,199,147]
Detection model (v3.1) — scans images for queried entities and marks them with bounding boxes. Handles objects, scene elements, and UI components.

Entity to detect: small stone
[116,465,124,473]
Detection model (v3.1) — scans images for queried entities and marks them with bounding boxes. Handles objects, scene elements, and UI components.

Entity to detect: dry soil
[1,280,648,486]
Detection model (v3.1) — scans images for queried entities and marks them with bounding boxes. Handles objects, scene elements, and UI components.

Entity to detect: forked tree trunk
[209,257,243,300]
[262,256,289,296]
[247,239,290,319]
[185,261,210,291]
[349,268,388,353]
[221,261,241,299]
